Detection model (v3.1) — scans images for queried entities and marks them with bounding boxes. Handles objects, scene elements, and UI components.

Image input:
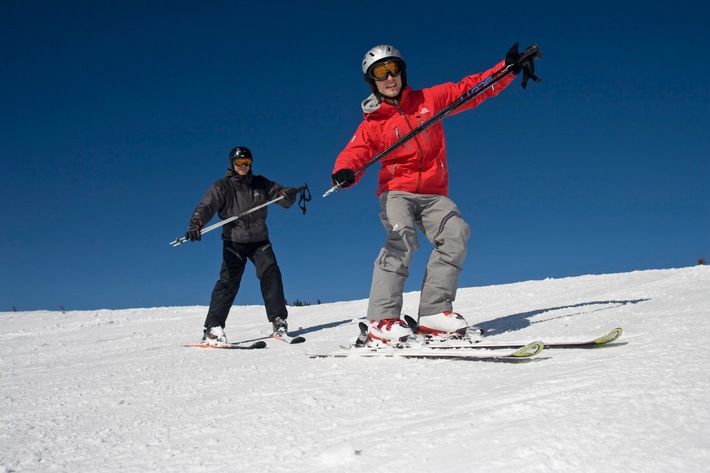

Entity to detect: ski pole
[323,43,541,198]
[171,184,309,247]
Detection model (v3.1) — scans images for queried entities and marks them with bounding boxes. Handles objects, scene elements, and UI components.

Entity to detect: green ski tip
[594,327,623,345]
[512,340,545,357]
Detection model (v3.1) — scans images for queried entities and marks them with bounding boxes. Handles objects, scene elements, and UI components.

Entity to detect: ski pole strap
[296,183,311,214]
[521,59,541,89]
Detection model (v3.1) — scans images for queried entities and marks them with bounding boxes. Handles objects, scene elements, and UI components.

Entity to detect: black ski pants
[203,240,288,329]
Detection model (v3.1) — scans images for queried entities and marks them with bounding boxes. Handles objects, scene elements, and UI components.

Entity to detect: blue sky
[1,0,708,311]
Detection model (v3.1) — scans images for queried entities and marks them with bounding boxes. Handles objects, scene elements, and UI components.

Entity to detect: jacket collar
[361,86,412,116]
[226,168,253,184]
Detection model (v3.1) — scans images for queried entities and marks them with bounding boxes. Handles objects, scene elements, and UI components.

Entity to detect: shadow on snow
[478,299,649,336]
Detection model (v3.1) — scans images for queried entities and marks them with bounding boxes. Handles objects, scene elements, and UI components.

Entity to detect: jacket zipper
[394,128,413,151]
[395,101,426,193]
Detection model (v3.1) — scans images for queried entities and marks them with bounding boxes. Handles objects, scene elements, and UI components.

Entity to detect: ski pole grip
[521,43,541,60]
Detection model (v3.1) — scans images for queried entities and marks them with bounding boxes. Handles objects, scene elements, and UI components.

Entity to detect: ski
[183,341,267,349]
[309,322,544,361]
[307,341,544,362]
[271,333,306,344]
[403,314,622,349]
[427,327,624,350]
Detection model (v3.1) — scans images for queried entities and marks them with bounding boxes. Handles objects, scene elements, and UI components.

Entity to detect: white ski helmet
[362,44,407,98]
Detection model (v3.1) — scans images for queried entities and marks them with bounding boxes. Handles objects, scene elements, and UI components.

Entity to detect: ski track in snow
[1,267,709,472]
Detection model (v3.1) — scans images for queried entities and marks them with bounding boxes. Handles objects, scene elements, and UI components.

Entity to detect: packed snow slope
[2,267,709,473]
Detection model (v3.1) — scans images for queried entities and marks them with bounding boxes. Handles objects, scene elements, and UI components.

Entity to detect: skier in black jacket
[185,146,298,344]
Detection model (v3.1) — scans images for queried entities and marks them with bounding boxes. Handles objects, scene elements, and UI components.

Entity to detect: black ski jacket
[190,169,295,243]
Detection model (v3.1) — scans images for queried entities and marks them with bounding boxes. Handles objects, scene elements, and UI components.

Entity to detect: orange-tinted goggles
[233,159,252,167]
[369,60,404,81]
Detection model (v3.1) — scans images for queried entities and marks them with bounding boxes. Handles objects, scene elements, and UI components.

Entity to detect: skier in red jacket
[332,43,526,344]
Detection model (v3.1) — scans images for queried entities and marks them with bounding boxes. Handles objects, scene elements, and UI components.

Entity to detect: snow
[2,266,709,473]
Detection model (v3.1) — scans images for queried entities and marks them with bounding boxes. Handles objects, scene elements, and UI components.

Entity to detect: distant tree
[698,258,707,266]
[289,298,322,306]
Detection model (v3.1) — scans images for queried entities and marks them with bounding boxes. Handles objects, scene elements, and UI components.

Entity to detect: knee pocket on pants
[433,213,470,244]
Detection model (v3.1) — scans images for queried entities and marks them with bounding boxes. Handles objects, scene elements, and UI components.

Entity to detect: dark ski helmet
[229,146,252,164]
[362,44,407,99]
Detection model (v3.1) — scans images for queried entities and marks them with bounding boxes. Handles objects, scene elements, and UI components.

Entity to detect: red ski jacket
[333,59,514,196]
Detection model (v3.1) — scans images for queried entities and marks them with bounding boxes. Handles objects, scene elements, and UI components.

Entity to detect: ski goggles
[233,159,252,167]
[368,60,404,81]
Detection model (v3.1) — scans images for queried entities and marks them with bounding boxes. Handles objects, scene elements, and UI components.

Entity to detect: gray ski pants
[367,191,470,320]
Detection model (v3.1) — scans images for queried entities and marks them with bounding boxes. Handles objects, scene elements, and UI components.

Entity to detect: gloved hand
[505,42,523,75]
[331,169,355,188]
[185,219,203,242]
[281,187,297,199]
